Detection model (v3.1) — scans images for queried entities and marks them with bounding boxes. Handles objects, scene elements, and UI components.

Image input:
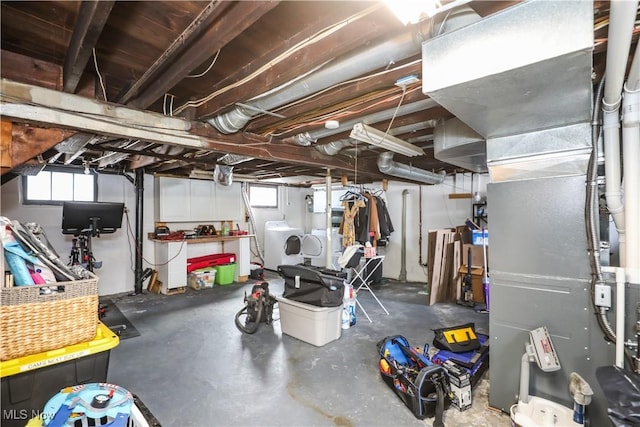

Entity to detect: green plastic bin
[215,263,236,285]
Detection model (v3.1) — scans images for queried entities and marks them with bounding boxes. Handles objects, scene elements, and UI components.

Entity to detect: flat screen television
[62,201,125,235]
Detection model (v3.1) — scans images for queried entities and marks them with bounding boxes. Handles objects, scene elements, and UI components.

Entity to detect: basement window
[22,168,97,205]
[249,184,278,208]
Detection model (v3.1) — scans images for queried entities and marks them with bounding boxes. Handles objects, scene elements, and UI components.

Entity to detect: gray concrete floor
[106,271,512,427]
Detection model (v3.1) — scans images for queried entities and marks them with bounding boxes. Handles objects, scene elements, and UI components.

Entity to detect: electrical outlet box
[595,284,612,308]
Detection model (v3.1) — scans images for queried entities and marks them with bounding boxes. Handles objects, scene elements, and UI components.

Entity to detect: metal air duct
[209,31,425,134]
[209,6,481,135]
[296,99,438,146]
[422,0,593,181]
[434,118,486,173]
[377,152,445,185]
[316,120,438,156]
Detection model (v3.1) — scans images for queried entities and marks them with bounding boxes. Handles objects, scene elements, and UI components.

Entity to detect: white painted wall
[248,185,308,264]
[1,173,155,296]
[2,172,489,294]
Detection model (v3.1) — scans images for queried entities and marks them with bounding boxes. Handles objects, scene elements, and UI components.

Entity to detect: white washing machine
[263,221,324,270]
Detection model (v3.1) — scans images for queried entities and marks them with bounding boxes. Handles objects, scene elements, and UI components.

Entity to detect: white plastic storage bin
[277,296,342,346]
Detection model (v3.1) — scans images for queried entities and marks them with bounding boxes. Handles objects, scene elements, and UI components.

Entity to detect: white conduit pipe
[325,169,333,268]
[603,0,639,109]
[603,108,626,265]
[602,266,626,368]
[623,84,640,284]
[602,0,638,266]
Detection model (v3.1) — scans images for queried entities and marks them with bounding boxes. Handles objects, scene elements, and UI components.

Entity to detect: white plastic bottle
[342,281,351,329]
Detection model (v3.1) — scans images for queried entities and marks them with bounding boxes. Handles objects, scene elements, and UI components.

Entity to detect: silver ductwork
[434,118,486,173]
[316,119,438,155]
[421,1,617,424]
[377,152,445,185]
[295,99,438,146]
[316,139,357,156]
[422,0,593,181]
[209,6,481,135]
[210,31,425,134]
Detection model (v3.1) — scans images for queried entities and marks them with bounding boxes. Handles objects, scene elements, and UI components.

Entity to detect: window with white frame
[249,184,278,208]
[22,169,97,205]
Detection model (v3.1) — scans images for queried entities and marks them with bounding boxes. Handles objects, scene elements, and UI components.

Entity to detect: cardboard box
[462,244,488,268]
[457,265,486,303]
[277,296,341,346]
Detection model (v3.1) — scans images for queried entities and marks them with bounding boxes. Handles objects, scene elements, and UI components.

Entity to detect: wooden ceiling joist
[129,1,280,110]
[116,1,228,104]
[194,4,393,119]
[63,1,115,94]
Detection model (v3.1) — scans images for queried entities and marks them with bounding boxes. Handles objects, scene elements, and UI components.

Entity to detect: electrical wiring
[268,59,422,116]
[172,4,383,115]
[265,84,421,137]
[186,49,221,78]
[92,48,108,102]
[124,209,186,267]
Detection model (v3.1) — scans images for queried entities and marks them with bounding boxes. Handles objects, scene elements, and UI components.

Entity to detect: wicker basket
[0,276,99,361]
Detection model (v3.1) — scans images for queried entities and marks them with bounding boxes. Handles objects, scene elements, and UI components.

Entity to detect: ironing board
[351,255,389,322]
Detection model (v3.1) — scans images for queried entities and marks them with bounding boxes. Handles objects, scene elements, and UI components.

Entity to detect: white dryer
[263,221,324,270]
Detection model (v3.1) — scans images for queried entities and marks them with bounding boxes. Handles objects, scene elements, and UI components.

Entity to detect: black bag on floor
[277,264,344,307]
[376,335,450,425]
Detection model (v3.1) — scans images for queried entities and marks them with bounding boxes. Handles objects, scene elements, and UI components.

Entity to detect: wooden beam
[194,4,391,119]
[0,50,63,90]
[1,120,12,168]
[129,1,280,109]
[1,78,358,173]
[1,124,75,175]
[117,1,228,104]
[63,1,115,93]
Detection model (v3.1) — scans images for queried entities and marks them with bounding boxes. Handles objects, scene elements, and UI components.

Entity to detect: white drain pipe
[623,40,640,285]
[602,0,638,267]
[602,266,627,368]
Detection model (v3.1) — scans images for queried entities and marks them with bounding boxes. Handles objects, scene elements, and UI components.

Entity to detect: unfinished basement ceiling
[0,1,634,185]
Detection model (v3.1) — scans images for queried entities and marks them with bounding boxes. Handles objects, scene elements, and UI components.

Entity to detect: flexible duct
[377,152,445,185]
[209,31,426,134]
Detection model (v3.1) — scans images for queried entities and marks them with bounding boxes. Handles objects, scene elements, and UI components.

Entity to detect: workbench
[151,235,253,294]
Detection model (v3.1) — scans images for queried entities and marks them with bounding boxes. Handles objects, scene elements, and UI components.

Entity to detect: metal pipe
[377,152,445,184]
[315,119,438,155]
[399,189,409,282]
[297,100,438,146]
[133,168,144,295]
[209,30,426,134]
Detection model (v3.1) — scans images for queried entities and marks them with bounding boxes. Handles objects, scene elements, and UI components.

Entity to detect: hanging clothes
[341,198,365,247]
[363,192,381,245]
[375,195,394,245]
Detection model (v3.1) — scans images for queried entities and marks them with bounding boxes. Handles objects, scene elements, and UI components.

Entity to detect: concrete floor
[106,271,512,427]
